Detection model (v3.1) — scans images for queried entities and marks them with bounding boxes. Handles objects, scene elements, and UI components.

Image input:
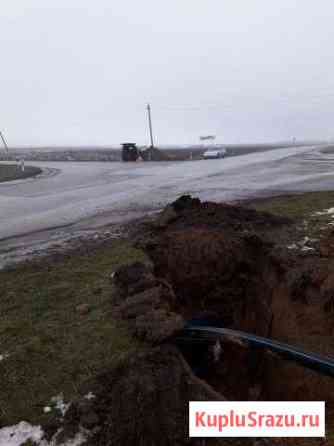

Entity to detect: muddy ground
[142,197,334,398]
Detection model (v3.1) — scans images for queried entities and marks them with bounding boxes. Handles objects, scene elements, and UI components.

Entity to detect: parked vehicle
[202,147,227,159]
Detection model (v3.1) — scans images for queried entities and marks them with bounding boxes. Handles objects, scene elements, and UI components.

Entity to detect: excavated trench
[52,196,334,446]
[142,196,334,403]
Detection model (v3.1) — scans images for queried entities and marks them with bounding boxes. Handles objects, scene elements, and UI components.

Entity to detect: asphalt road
[1,144,334,263]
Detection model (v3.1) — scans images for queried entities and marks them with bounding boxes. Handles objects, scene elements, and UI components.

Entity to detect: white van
[203,148,227,159]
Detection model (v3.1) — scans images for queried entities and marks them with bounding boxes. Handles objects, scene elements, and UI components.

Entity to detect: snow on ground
[50,394,70,417]
[0,394,87,446]
[43,394,70,418]
[287,236,317,252]
[0,422,43,446]
[287,243,298,250]
[0,422,87,446]
[0,390,98,445]
[313,207,334,216]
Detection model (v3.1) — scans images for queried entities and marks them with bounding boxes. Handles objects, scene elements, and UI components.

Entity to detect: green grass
[249,191,334,220]
[248,191,334,241]
[0,239,148,426]
[0,164,42,183]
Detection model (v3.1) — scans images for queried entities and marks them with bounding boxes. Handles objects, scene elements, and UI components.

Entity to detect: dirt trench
[51,196,334,446]
[139,196,334,403]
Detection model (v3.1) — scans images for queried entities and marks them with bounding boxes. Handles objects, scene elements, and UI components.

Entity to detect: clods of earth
[2,195,334,445]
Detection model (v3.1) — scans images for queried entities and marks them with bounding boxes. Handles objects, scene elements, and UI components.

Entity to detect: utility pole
[147,103,154,149]
[0,131,8,152]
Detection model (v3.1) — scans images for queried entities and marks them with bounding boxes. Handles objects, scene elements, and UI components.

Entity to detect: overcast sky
[1,0,334,146]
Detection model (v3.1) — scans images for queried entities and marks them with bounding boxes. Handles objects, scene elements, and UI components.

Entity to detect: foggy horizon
[1,1,334,146]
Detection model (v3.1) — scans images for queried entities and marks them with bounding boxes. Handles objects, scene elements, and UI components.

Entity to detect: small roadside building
[121,143,140,162]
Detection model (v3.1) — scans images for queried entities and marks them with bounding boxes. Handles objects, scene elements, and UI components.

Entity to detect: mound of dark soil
[62,345,230,446]
[166,195,291,232]
[139,196,334,403]
[112,261,184,343]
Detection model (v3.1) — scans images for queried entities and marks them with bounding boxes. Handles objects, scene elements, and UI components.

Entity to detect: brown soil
[54,195,334,446]
[80,345,226,446]
[55,345,272,446]
[138,196,334,404]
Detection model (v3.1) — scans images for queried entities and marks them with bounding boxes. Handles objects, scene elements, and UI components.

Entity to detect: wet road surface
[1,144,334,266]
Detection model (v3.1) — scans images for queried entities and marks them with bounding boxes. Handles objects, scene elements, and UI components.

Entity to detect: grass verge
[248,191,334,242]
[249,191,334,219]
[0,239,148,426]
[0,164,42,183]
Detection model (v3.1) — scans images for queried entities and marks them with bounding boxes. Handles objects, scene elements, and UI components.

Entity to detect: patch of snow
[0,353,10,362]
[313,211,327,216]
[43,406,52,414]
[0,423,88,446]
[50,394,70,417]
[301,246,315,252]
[212,340,223,362]
[312,207,334,217]
[84,392,95,400]
[287,236,317,252]
[298,236,317,248]
[0,422,43,446]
